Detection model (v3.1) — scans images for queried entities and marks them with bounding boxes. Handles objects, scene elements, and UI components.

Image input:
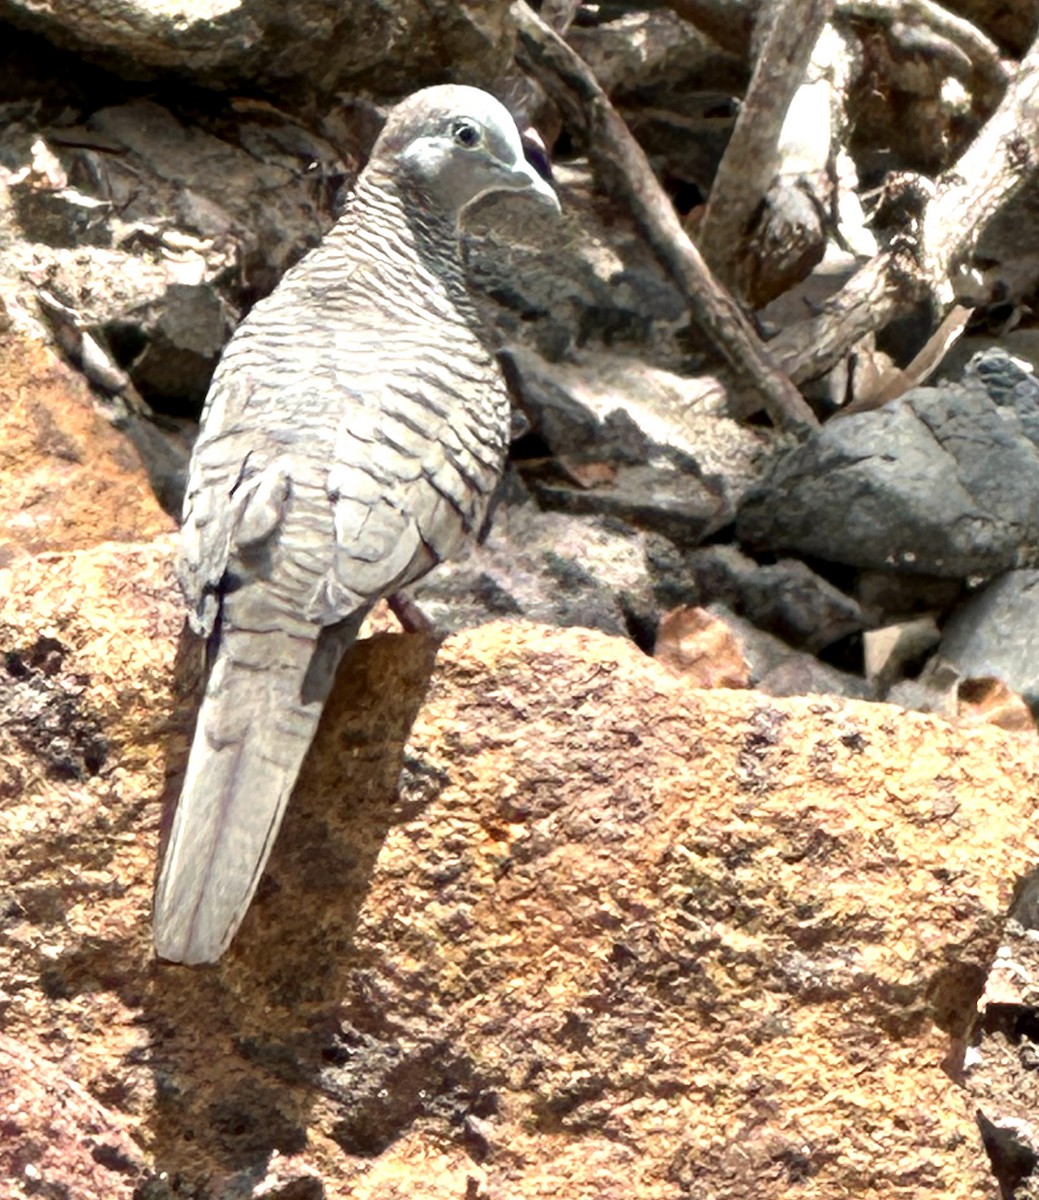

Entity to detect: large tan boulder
[2,325,1036,1197]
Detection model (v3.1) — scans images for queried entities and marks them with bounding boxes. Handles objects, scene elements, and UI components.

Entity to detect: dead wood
[774,34,1039,383]
[839,0,1008,106]
[658,0,1006,95]
[699,0,836,294]
[834,303,971,414]
[511,0,820,435]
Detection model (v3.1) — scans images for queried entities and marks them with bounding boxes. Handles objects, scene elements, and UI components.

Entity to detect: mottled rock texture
[2,325,1038,1198]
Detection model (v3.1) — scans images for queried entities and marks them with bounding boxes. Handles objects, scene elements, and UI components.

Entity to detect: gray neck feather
[333,166,478,317]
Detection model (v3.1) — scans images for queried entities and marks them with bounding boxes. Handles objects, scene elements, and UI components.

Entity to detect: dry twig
[835,303,971,414]
[511,0,820,435]
[699,0,836,292]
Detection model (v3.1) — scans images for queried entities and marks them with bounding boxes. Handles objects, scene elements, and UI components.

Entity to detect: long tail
[153,621,352,964]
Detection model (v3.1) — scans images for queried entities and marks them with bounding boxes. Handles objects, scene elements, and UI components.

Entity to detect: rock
[646,542,864,653]
[738,379,1039,578]
[885,662,961,719]
[0,0,513,96]
[524,458,730,545]
[886,666,1036,733]
[407,497,656,640]
[0,323,172,563]
[506,345,780,544]
[504,345,734,451]
[651,594,870,702]
[654,606,751,688]
[120,282,232,411]
[465,164,691,362]
[564,9,744,199]
[956,677,1036,733]
[701,603,875,700]
[971,888,1039,1200]
[863,617,941,690]
[1,88,348,422]
[938,331,1039,388]
[964,346,1039,448]
[855,569,964,625]
[3,316,1034,1199]
[0,1036,147,1199]
[565,9,743,99]
[3,540,1033,1196]
[756,651,875,701]
[935,570,1039,713]
[83,98,343,285]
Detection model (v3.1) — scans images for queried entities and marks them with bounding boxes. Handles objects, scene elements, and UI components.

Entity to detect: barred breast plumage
[153,85,559,964]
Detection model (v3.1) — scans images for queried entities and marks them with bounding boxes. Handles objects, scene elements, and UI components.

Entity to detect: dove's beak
[465,158,561,217]
[516,158,561,213]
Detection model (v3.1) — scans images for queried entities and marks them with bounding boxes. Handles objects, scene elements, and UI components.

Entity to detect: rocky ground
[4,1,1039,1197]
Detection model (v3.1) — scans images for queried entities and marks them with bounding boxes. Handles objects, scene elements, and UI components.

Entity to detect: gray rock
[566,9,743,98]
[738,380,1039,578]
[3,95,350,419]
[565,9,743,199]
[0,0,513,95]
[963,348,1039,446]
[464,164,691,362]
[10,183,111,248]
[646,542,864,652]
[862,617,941,691]
[938,333,1039,391]
[757,655,876,703]
[885,662,960,718]
[121,283,232,409]
[506,344,780,544]
[521,460,728,548]
[408,496,655,639]
[855,570,963,624]
[936,570,1039,712]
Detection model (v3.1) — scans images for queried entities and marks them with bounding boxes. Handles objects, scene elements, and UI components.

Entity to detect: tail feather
[154,626,337,964]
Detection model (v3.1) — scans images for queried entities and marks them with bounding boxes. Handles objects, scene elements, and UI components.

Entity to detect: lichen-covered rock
[2,519,1037,1197]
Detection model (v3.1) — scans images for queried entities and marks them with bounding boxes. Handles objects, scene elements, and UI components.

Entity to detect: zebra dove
[154,85,558,964]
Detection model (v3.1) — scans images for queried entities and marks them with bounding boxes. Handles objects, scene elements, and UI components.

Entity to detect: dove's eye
[452,121,483,148]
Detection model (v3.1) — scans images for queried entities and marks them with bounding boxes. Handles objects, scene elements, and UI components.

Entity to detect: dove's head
[371,84,560,219]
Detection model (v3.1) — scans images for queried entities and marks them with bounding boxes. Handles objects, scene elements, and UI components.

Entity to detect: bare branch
[658,0,1006,97]
[840,0,1008,104]
[511,0,820,435]
[773,34,1039,382]
[774,250,916,381]
[699,0,836,292]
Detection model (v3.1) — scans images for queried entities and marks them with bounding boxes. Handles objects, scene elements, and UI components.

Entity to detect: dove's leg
[387,592,436,635]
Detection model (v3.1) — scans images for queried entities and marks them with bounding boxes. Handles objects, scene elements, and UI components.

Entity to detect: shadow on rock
[141,631,442,1186]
